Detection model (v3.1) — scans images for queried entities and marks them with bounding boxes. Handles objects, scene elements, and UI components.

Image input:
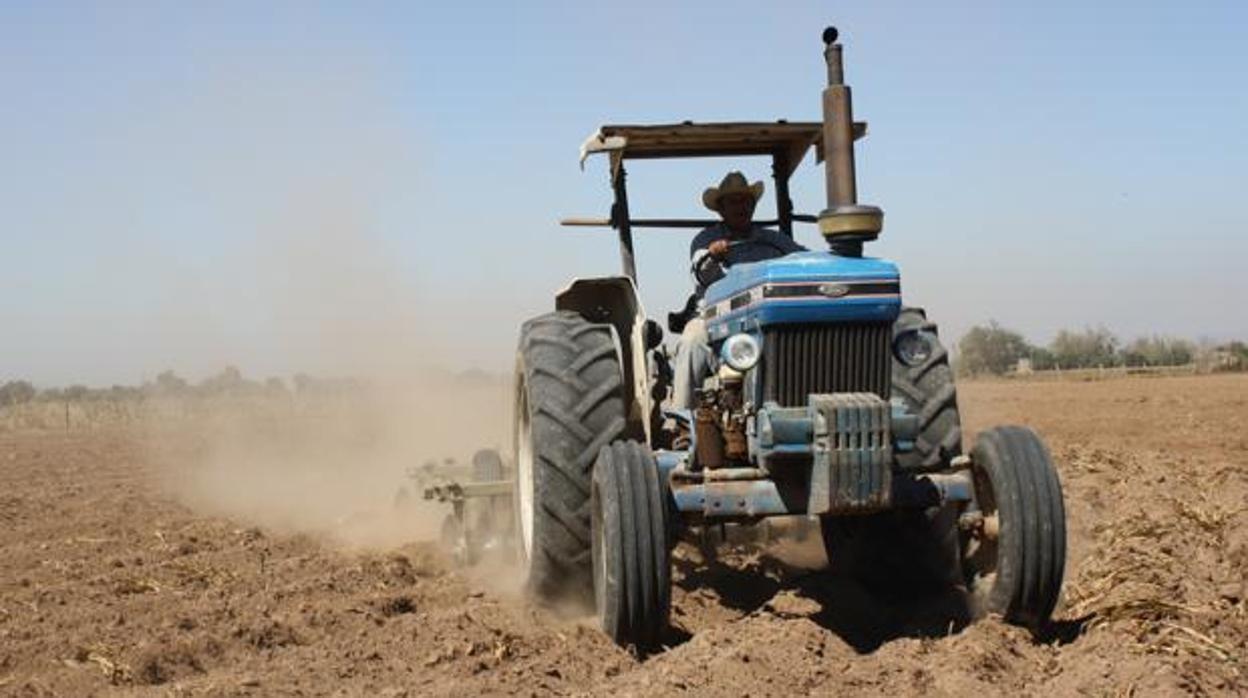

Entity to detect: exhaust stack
[818,26,883,257]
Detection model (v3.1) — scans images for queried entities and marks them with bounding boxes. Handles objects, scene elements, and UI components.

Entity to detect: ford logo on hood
[818,283,851,298]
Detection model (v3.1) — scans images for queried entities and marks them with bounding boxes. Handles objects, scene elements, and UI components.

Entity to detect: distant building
[1210,348,1243,371]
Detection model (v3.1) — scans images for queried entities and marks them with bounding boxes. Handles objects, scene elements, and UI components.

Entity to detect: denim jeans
[671,317,714,410]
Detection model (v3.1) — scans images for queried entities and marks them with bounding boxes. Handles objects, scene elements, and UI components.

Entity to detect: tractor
[509,26,1066,650]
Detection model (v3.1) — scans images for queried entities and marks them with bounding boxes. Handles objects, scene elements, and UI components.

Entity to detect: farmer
[672,171,806,410]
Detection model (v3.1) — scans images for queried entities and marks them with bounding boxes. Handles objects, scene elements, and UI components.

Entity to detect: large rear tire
[592,440,670,651]
[514,311,628,605]
[964,426,1066,627]
[892,307,962,471]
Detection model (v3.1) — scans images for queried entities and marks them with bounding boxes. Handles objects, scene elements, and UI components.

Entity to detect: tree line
[0,367,365,407]
[5,333,1245,405]
[955,322,1248,376]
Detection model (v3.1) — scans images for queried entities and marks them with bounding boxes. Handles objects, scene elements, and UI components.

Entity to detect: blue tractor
[511,27,1065,650]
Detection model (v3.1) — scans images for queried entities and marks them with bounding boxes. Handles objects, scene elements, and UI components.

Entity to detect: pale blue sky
[3,2,1245,385]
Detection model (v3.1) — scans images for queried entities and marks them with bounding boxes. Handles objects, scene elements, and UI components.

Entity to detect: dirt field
[1,374,1245,696]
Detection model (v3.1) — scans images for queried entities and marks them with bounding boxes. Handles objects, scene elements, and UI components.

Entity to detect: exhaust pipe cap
[818,204,883,239]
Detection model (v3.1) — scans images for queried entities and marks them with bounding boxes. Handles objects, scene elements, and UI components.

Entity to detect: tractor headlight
[893,330,933,367]
[721,333,761,371]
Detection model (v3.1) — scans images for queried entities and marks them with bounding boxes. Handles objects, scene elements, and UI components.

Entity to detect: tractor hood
[702,251,900,341]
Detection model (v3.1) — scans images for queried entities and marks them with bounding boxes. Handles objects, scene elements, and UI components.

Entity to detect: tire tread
[892,307,963,471]
[516,311,628,603]
[592,441,670,650]
[968,425,1066,627]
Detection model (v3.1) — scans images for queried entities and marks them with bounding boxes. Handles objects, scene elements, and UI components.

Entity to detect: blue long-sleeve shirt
[689,222,806,293]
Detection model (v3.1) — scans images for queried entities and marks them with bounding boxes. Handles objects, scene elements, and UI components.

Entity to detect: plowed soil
[2,374,1245,696]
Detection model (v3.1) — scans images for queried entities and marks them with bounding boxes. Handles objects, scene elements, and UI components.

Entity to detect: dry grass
[64,644,133,685]
[1064,473,1245,672]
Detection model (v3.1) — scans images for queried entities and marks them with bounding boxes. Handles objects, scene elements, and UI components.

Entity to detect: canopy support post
[772,151,794,238]
[611,166,638,282]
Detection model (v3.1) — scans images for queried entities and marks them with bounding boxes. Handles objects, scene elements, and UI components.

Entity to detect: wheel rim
[515,385,536,561]
[964,464,1000,600]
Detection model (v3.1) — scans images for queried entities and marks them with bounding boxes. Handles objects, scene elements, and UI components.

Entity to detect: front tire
[513,311,628,605]
[592,441,670,650]
[964,426,1066,627]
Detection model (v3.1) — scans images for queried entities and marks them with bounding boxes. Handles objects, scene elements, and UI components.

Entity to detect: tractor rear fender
[555,276,651,443]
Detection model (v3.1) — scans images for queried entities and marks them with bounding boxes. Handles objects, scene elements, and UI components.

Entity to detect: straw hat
[702,171,765,212]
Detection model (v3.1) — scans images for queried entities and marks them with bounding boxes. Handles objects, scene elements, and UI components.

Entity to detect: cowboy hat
[702,171,765,212]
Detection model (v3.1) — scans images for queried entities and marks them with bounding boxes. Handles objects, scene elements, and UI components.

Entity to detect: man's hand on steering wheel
[708,239,732,260]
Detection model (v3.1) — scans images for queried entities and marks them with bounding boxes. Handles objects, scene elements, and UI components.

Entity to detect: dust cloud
[123,52,518,551]
[140,210,515,549]
[147,373,510,549]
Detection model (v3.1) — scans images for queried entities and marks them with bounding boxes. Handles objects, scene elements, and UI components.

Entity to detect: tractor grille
[762,322,892,406]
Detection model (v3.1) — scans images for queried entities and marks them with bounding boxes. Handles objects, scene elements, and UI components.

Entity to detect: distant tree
[1050,326,1120,369]
[39,387,65,402]
[151,370,190,396]
[1029,346,1058,371]
[0,380,36,405]
[198,366,258,395]
[107,385,142,401]
[63,385,90,401]
[957,321,1032,375]
[1120,335,1195,367]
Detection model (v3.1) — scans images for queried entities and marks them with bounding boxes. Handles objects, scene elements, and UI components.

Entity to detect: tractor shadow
[791,571,973,653]
[671,544,1088,655]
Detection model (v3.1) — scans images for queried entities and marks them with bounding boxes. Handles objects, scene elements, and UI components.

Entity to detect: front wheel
[591,441,670,651]
[963,426,1067,627]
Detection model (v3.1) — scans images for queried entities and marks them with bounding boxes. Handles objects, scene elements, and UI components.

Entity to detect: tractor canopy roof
[566,28,883,282]
[563,120,870,241]
[578,120,866,178]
